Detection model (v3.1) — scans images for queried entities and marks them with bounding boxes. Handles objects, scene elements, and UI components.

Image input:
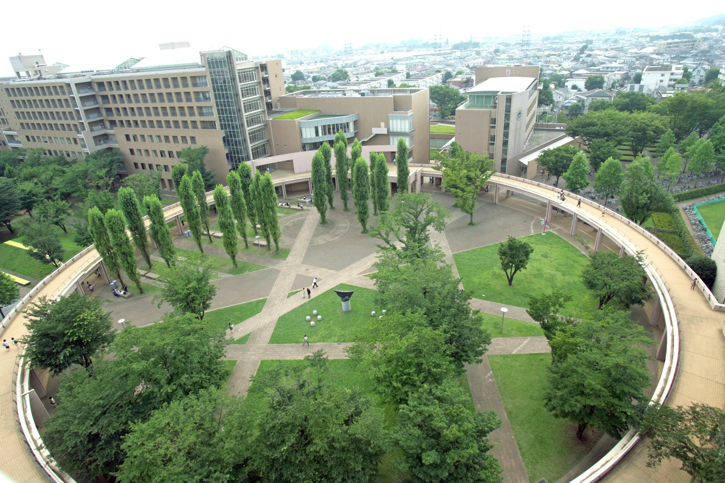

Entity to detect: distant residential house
[691,65,708,85]
[574,89,615,111]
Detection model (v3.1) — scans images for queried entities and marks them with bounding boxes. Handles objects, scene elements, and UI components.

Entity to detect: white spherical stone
[371,311,376,317]
[306,316,311,322]
[317,315,322,321]
[310,321,315,327]
[313,310,318,316]
[379,316,383,319]
[382,309,386,315]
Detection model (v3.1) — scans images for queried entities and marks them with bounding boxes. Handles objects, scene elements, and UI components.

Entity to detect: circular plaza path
[1,175,723,483]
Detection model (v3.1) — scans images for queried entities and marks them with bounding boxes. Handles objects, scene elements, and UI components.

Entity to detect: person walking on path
[87,281,94,292]
[312,277,319,288]
[307,287,312,298]
[691,278,698,290]
[11,338,17,346]
[577,199,581,208]
[303,335,310,346]
[228,323,234,331]
[2,340,9,350]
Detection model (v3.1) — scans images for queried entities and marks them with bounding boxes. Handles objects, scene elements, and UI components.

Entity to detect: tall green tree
[43,313,228,480]
[122,172,161,203]
[369,153,381,216]
[226,171,249,248]
[562,151,589,193]
[566,109,631,149]
[249,353,386,482]
[544,312,652,439]
[179,146,215,190]
[334,140,350,211]
[320,142,334,209]
[370,192,450,257]
[620,155,673,225]
[538,81,554,107]
[143,195,176,268]
[311,151,329,224]
[178,175,204,253]
[85,190,115,214]
[171,163,187,193]
[105,209,143,294]
[593,157,624,207]
[498,236,534,286]
[0,270,19,318]
[689,140,715,176]
[436,142,495,225]
[35,199,71,233]
[612,91,655,113]
[710,115,725,171]
[192,170,213,243]
[237,162,257,235]
[678,131,699,172]
[582,251,653,309]
[20,292,114,375]
[0,177,22,234]
[537,145,581,186]
[118,187,152,269]
[588,139,619,173]
[568,102,583,119]
[213,185,239,267]
[656,129,676,156]
[88,206,125,287]
[526,290,576,348]
[373,152,390,213]
[705,68,720,85]
[656,148,683,192]
[252,172,270,248]
[429,85,466,118]
[585,75,606,90]
[392,380,502,482]
[628,112,666,156]
[155,262,217,320]
[22,222,65,268]
[640,403,725,482]
[260,173,281,253]
[396,138,410,194]
[353,158,370,232]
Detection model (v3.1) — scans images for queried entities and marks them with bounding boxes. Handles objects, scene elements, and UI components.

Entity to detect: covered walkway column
[494,184,500,204]
[656,331,667,362]
[594,229,603,251]
[570,214,578,236]
[543,201,552,234]
[175,215,183,236]
[99,261,111,284]
[649,298,662,327]
[619,245,625,256]
[281,183,288,200]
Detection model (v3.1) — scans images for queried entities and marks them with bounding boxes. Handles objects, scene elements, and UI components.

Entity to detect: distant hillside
[694,13,725,27]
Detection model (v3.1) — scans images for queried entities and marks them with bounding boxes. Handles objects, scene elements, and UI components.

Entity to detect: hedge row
[647,209,702,258]
[673,183,725,202]
[657,233,688,256]
[651,212,677,231]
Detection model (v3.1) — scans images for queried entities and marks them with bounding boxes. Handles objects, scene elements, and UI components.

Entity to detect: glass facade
[501,96,511,173]
[205,51,249,168]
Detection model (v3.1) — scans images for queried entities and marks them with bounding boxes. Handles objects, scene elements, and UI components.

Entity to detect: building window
[489,135,495,145]
[134,162,139,169]
[141,163,146,169]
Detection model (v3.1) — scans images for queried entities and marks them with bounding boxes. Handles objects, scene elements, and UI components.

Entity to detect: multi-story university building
[456,65,539,175]
[0,47,285,189]
[1,46,430,190]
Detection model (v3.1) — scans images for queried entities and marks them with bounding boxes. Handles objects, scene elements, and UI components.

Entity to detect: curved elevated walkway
[1,174,723,482]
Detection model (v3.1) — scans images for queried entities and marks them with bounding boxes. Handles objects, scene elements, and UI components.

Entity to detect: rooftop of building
[281,88,423,98]
[643,64,681,72]
[467,76,537,94]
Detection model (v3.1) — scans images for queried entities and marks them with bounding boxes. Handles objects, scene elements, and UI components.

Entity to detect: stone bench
[142,271,161,281]
[118,291,131,299]
[253,238,268,247]
[205,230,223,238]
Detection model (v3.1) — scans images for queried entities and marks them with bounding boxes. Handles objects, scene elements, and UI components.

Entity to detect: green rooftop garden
[275,110,320,120]
[430,124,456,134]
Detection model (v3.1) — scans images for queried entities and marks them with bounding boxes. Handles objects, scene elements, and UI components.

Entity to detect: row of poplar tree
[311,132,411,232]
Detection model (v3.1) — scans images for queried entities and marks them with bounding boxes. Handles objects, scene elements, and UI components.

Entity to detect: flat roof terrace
[283,88,422,98]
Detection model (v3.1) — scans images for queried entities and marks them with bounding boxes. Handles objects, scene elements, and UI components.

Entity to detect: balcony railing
[95,139,118,146]
[8,139,23,145]
[86,113,102,119]
[90,125,106,132]
[77,88,95,95]
[81,100,99,107]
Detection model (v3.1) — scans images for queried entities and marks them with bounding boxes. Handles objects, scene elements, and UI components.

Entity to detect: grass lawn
[206,225,290,260]
[454,233,597,317]
[275,109,319,120]
[489,353,603,483]
[223,360,237,383]
[430,124,455,134]
[480,312,544,338]
[288,290,301,298]
[696,199,725,240]
[0,225,85,281]
[269,284,378,344]
[245,359,473,482]
[203,298,266,339]
[276,206,302,215]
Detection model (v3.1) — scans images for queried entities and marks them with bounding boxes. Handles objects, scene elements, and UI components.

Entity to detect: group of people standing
[302,277,319,299]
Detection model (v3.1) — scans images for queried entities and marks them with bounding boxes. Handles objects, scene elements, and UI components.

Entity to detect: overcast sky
[1,1,722,77]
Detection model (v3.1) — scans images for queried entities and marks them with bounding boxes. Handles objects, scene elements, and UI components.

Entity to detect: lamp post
[118,318,126,330]
[500,307,508,334]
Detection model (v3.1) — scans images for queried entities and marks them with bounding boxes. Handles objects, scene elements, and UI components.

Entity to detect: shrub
[651,212,676,231]
[657,233,687,256]
[685,255,717,288]
[673,183,725,202]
